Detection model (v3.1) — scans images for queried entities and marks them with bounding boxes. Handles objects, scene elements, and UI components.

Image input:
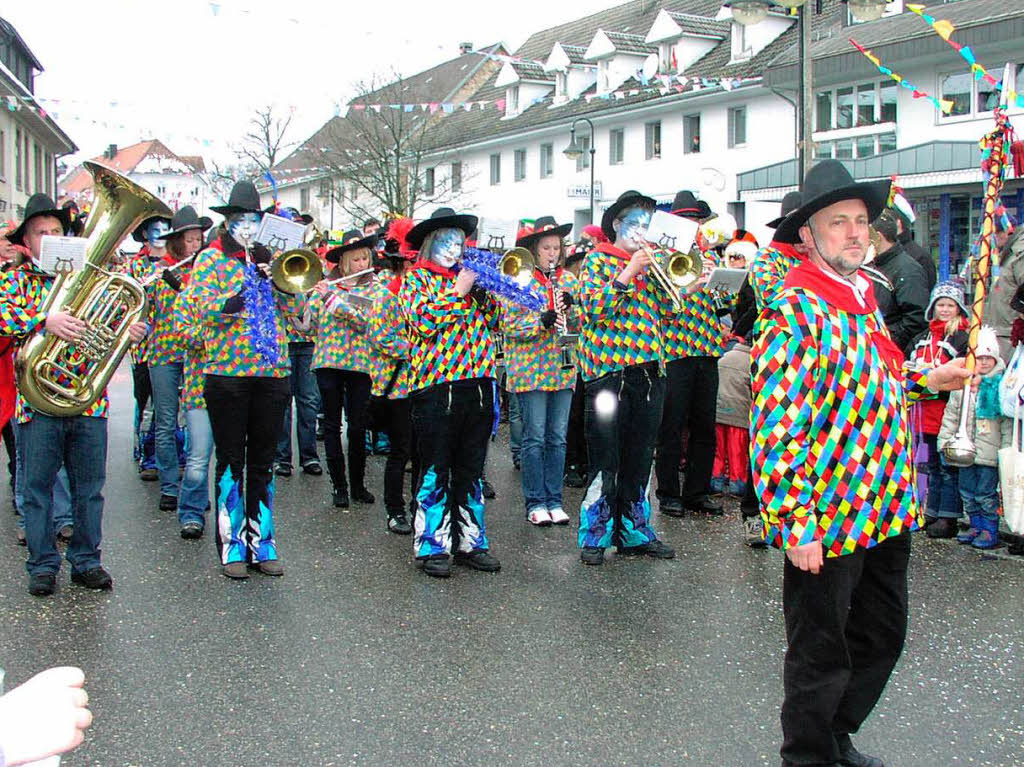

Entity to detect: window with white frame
[815,80,899,130]
[731,23,752,62]
[659,42,677,72]
[490,153,501,185]
[576,134,591,171]
[539,143,553,178]
[684,114,700,154]
[514,148,527,181]
[598,61,610,93]
[423,167,435,196]
[451,161,462,193]
[815,131,897,160]
[299,186,310,210]
[507,86,520,116]
[609,128,624,164]
[728,107,747,148]
[645,121,661,160]
[0,130,6,180]
[555,72,567,101]
[939,64,1022,120]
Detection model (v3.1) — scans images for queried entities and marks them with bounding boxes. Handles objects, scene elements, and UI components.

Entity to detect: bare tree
[204,159,257,203]
[237,104,297,174]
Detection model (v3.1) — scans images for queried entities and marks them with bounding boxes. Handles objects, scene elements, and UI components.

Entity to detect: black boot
[326,458,349,509]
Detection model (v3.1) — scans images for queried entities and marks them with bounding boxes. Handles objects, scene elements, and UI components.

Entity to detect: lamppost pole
[564,116,597,225]
[798,4,814,178]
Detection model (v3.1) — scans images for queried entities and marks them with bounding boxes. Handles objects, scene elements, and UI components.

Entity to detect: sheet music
[255,213,307,253]
[477,217,519,252]
[644,210,699,252]
[38,236,88,275]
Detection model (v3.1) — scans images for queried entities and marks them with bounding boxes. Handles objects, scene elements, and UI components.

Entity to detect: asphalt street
[0,365,1020,767]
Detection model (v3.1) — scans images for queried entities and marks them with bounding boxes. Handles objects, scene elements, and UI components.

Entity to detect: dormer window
[507,85,520,117]
[598,61,611,93]
[731,23,752,62]
[554,72,568,103]
[659,42,677,73]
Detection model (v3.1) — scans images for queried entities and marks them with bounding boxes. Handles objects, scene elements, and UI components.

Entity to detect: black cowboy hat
[516,215,573,248]
[210,180,264,217]
[156,205,213,240]
[774,160,892,245]
[601,190,656,241]
[8,193,73,246]
[766,191,803,229]
[325,228,379,264]
[670,190,712,221]
[406,207,478,250]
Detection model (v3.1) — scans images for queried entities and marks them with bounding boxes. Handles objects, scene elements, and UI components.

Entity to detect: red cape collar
[784,258,878,315]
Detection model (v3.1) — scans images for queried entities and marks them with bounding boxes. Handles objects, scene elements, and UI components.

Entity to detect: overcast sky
[7,0,623,167]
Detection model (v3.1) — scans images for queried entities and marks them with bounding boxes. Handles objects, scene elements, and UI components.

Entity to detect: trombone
[639,241,704,312]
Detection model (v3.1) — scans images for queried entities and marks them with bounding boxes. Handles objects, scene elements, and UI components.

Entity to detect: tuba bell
[497,246,536,288]
[15,161,172,417]
[269,248,324,294]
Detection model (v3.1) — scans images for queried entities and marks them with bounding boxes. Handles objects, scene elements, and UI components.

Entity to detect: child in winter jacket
[908,281,969,538]
[938,326,1011,549]
[712,340,752,496]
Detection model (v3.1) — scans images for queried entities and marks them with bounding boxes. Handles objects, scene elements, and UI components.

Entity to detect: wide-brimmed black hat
[774,160,892,245]
[406,207,478,250]
[156,205,213,240]
[516,215,573,248]
[210,180,263,217]
[766,191,803,229]
[8,193,73,246]
[601,190,656,241]
[325,229,379,264]
[670,190,712,221]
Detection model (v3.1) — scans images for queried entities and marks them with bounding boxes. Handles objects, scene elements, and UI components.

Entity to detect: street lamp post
[563,117,597,225]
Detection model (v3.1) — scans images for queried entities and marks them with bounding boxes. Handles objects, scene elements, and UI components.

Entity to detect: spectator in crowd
[712,336,752,497]
[872,209,928,351]
[890,192,937,292]
[983,219,1024,360]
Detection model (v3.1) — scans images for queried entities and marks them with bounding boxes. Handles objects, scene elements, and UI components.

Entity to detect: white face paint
[616,207,652,247]
[145,220,170,247]
[227,212,262,246]
[429,227,464,269]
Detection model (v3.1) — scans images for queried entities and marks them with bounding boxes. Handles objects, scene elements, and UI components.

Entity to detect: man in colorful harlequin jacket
[751,161,970,767]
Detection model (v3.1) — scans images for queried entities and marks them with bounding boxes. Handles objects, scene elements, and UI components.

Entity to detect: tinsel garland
[460,247,545,311]
[243,263,280,366]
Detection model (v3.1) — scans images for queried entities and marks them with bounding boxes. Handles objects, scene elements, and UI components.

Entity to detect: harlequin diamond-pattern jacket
[749,241,804,311]
[751,259,932,557]
[502,268,579,393]
[366,276,412,400]
[310,280,376,374]
[661,290,725,361]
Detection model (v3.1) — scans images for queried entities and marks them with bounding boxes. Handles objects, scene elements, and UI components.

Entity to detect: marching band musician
[144,206,212,515]
[366,219,418,535]
[576,190,678,566]
[0,194,149,596]
[502,216,578,527]
[397,207,502,579]
[188,181,300,579]
[126,210,173,482]
[310,230,378,511]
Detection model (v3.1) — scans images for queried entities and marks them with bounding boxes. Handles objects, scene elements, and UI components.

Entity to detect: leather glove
[161,269,182,292]
[221,294,245,314]
[540,310,557,329]
[560,292,572,310]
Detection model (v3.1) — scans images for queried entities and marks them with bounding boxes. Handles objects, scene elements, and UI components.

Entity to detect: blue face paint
[145,220,170,246]
[429,227,464,268]
[617,207,651,246]
[227,212,262,246]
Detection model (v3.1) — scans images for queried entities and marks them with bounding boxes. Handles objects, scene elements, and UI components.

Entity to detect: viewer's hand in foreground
[786,541,823,575]
[0,666,93,766]
[928,358,974,392]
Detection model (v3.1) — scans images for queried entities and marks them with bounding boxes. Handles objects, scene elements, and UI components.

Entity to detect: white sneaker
[527,507,552,526]
[548,506,570,525]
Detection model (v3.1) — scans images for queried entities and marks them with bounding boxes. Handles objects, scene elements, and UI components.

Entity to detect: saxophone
[15,161,173,417]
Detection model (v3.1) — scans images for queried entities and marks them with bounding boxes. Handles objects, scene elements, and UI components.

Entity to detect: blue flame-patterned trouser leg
[579,364,665,549]
[205,374,291,564]
[411,379,494,558]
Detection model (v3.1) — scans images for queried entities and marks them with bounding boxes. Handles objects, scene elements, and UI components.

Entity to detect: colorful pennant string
[849,38,953,114]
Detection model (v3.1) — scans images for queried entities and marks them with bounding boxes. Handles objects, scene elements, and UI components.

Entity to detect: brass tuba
[497,246,536,288]
[647,245,703,311]
[15,161,173,417]
[269,248,324,294]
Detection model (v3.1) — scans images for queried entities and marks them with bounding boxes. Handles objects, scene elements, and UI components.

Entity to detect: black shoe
[685,497,725,516]
[421,554,451,578]
[564,468,586,488]
[180,522,204,540]
[1009,541,1024,556]
[618,539,676,559]
[139,467,158,482]
[837,734,886,767]
[274,463,292,477]
[159,494,177,511]
[333,488,350,509]
[28,572,56,596]
[658,496,685,517]
[302,461,323,476]
[352,486,375,504]
[387,513,413,535]
[580,546,605,566]
[70,567,113,590]
[512,456,521,471]
[481,479,496,499]
[454,549,501,572]
[926,517,958,539]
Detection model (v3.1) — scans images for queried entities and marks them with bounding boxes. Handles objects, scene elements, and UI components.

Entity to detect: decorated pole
[943,64,1017,465]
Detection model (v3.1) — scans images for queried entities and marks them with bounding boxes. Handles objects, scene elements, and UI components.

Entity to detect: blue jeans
[508,385,523,459]
[518,389,573,512]
[13,420,72,531]
[149,362,183,496]
[20,413,107,576]
[179,409,213,527]
[276,344,320,468]
[924,434,962,519]
[958,464,1000,523]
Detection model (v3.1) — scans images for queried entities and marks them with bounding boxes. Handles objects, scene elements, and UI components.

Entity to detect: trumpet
[644,243,704,312]
[269,248,324,294]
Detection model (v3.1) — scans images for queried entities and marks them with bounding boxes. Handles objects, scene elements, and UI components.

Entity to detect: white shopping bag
[999,343,1024,417]
[998,401,1024,534]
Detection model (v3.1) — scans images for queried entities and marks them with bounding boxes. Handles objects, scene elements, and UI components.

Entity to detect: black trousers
[564,373,588,473]
[204,375,290,563]
[655,356,718,504]
[378,396,419,516]
[781,532,911,767]
[315,368,371,491]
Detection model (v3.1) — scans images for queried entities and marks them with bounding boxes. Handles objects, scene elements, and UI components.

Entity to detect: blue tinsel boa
[243,263,280,366]
[460,247,545,311]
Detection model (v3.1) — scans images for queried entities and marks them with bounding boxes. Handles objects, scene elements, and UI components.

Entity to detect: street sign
[567,182,601,199]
